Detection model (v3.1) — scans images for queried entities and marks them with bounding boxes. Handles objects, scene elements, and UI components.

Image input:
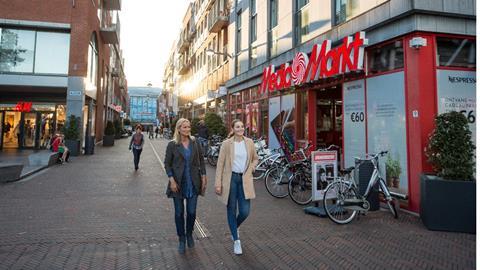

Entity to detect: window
[368,40,404,75]
[236,10,242,75]
[35,31,70,74]
[437,37,476,68]
[270,0,278,28]
[0,28,35,73]
[87,33,98,87]
[335,0,387,25]
[295,0,309,45]
[250,0,257,43]
[250,45,258,67]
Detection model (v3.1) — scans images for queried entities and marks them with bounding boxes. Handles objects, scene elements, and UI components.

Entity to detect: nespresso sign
[260,32,368,93]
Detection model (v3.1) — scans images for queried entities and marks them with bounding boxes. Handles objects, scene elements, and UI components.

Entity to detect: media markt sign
[260,32,368,94]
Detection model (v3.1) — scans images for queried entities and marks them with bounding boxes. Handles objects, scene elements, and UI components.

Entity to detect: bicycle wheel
[207,152,218,166]
[253,163,267,180]
[323,181,358,224]
[265,166,289,198]
[387,198,398,219]
[288,172,312,205]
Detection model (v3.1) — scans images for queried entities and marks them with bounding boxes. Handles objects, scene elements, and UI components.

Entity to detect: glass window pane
[437,37,476,68]
[34,32,70,74]
[368,40,404,74]
[0,28,35,73]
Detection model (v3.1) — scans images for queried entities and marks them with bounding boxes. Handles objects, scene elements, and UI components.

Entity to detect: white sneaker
[233,240,242,255]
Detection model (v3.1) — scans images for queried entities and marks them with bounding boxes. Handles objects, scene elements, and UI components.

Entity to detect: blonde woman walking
[164,118,207,254]
[215,119,258,255]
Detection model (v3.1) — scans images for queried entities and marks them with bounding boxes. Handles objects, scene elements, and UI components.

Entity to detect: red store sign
[260,31,368,94]
[15,102,33,112]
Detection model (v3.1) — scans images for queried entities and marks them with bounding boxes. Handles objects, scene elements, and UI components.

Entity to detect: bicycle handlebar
[355,150,389,161]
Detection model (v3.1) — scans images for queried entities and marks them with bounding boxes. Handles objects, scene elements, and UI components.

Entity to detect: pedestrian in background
[155,126,159,139]
[196,120,209,156]
[164,118,207,254]
[214,119,258,255]
[129,125,144,171]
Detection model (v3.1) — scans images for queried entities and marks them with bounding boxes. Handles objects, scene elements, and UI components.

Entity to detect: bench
[28,152,60,167]
[0,163,24,183]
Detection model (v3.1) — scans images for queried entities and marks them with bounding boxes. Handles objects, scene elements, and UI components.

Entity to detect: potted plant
[421,111,475,233]
[103,121,115,146]
[63,115,81,156]
[205,112,227,138]
[385,154,401,188]
[114,119,122,139]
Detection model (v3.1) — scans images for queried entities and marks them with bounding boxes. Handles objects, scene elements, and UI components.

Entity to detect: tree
[205,112,227,137]
[62,115,80,140]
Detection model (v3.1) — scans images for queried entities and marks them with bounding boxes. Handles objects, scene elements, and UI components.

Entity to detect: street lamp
[206,48,234,59]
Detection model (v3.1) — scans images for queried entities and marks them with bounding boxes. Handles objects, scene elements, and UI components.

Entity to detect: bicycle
[323,151,398,225]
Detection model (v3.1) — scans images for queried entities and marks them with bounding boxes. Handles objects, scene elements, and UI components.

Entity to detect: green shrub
[63,115,80,140]
[191,117,200,136]
[426,111,475,180]
[205,112,227,138]
[104,121,115,136]
[114,119,122,136]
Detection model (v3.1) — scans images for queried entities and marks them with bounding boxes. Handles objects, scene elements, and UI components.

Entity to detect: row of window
[0,28,70,74]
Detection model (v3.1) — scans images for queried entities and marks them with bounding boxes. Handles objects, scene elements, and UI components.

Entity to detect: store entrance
[1,111,22,149]
[316,85,343,150]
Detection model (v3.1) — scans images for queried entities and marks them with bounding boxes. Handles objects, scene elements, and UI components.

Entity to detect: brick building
[0,0,127,152]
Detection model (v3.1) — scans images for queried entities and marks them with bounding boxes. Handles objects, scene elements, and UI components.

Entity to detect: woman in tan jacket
[215,119,258,255]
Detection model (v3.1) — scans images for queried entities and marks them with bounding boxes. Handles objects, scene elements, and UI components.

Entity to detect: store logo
[260,32,368,94]
[448,76,476,84]
[15,102,32,112]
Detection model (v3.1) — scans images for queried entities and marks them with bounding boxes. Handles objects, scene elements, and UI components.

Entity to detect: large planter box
[103,135,115,146]
[65,139,81,156]
[420,174,476,234]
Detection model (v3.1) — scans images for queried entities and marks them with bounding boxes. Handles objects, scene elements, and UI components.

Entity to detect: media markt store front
[0,103,66,149]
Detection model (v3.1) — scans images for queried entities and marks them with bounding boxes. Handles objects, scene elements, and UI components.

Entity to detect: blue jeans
[227,173,251,241]
[132,148,142,169]
[173,195,198,240]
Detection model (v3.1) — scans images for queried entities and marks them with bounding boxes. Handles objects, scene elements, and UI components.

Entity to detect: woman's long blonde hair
[173,118,194,144]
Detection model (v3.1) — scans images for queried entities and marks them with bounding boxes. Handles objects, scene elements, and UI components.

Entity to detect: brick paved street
[0,137,475,270]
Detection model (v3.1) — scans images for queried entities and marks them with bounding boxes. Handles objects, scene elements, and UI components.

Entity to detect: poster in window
[366,71,408,195]
[436,70,476,145]
[343,79,366,168]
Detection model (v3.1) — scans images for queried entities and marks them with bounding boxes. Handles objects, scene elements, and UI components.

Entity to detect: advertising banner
[343,79,366,168]
[269,94,296,161]
[312,151,338,201]
[436,70,476,145]
[366,71,408,195]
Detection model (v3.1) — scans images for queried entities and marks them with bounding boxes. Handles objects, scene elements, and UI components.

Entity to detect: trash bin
[85,136,95,155]
[355,159,379,211]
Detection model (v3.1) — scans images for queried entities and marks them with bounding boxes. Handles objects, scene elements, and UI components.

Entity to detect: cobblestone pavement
[0,136,475,270]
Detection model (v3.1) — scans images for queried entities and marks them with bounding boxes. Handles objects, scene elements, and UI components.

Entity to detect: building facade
[128,86,162,129]
[225,0,476,213]
[0,0,127,151]
[172,0,231,121]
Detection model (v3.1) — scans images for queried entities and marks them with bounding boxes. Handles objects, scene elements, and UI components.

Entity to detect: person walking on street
[129,125,144,171]
[164,118,207,254]
[214,119,258,255]
[196,120,209,155]
[155,126,159,139]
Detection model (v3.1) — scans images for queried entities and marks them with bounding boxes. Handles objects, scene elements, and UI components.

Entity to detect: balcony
[209,12,228,33]
[177,36,190,53]
[100,16,120,44]
[103,0,121,10]
[178,56,191,75]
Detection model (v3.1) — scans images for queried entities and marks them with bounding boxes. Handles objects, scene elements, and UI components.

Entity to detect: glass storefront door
[23,112,37,148]
[2,111,22,148]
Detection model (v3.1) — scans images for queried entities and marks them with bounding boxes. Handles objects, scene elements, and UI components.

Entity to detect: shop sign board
[312,151,338,201]
[260,32,368,94]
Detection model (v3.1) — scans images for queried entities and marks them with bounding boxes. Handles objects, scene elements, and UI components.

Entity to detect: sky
[121,0,191,88]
